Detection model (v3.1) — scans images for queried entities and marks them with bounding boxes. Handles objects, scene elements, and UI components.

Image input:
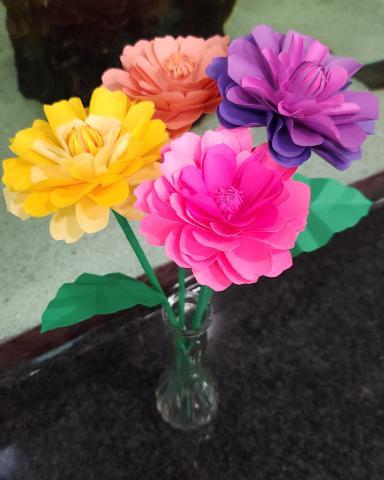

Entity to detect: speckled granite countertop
[0,209,383,479]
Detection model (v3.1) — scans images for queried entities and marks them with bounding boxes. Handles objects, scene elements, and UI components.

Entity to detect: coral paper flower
[135,128,310,291]
[2,87,168,243]
[207,25,379,169]
[102,35,229,137]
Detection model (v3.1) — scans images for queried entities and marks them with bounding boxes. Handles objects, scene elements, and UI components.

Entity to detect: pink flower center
[163,53,195,79]
[289,61,330,99]
[213,186,244,220]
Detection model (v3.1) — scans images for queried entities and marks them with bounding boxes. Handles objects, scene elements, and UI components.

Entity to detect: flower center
[289,61,329,98]
[163,53,195,79]
[213,186,244,220]
[67,125,104,156]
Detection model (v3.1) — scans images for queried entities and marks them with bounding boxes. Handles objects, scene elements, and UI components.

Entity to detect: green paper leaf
[41,273,165,333]
[292,175,372,256]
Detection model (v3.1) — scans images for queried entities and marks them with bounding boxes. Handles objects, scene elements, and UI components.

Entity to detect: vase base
[156,371,218,430]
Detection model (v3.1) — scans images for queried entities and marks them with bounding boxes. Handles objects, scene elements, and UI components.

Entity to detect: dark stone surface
[2,0,236,104]
[1,208,384,479]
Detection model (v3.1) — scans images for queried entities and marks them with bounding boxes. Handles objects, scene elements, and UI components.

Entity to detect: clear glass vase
[156,291,218,430]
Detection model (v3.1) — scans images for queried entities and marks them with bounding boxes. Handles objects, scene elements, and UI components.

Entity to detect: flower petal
[217,254,254,285]
[153,36,178,65]
[127,163,161,186]
[75,197,110,233]
[180,226,216,261]
[2,158,32,191]
[88,180,129,207]
[140,214,176,245]
[203,143,237,192]
[288,120,324,147]
[225,239,271,278]
[304,40,329,64]
[265,250,293,277]
[193,261,232,291]
[3,188,30,220]
[165,227,191,268]
[179,36,206,61]
[89,87,130,121]
[23,191,57,217]
[122,101,155,137]
[251,24,282,53]
[50,183,95,208]
[44,100,83,135]
[50,206,84,243]
[10,128,58,166]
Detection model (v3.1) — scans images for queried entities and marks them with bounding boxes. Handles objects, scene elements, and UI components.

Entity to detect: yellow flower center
[67,125,104,156]
[163,53,195,79]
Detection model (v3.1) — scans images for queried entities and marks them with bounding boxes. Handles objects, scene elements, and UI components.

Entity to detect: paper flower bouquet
[2,25,379,429]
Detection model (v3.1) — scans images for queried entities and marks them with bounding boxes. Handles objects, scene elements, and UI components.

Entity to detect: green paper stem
[192,285,212,330]
[113,211,177,326]
[178,268,186,330]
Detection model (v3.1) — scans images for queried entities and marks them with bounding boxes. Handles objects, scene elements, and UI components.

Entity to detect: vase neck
[162,290,213,336]
[170,329,207,360]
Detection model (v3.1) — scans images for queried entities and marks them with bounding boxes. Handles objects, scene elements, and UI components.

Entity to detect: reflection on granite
[0,209,384,479]
[0,444,37,479]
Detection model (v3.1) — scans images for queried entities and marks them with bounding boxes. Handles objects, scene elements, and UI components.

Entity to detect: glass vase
[156,291,218,430]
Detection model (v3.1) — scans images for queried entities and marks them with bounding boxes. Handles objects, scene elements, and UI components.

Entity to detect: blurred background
[0,0,383,341]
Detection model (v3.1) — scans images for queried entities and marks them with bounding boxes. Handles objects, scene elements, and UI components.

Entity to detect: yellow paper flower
[2,87,169,243]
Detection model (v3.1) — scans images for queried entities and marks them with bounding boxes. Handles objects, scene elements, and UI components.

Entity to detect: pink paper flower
[102,35,228,137]
[135,128,310,291]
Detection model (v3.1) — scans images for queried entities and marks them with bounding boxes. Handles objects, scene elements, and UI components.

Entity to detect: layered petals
[135,128,310,291]
[102,35,229,137]
[207,24,379,169]
[2,87,168,242]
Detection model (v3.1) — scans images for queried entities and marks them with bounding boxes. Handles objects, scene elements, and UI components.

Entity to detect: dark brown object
[2,0,236,103]
[355,60,384,90]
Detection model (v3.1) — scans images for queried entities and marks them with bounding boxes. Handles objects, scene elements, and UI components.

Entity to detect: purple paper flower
[207,25,379,169]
